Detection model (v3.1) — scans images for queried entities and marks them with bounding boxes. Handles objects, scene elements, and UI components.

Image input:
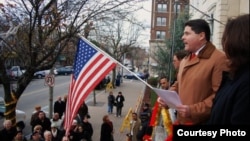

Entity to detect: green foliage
[147,77,159,106]
[153,44,170,77]
[150,90,158,106]
[147,76,159,87]
[171,9,190,53]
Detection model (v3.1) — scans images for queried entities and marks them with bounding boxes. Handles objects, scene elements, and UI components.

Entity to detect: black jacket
[207,68,250,124]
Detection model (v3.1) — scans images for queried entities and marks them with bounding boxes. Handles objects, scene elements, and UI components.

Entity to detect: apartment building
[149,0,188,76]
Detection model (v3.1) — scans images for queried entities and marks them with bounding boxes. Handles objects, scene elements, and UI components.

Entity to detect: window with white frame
[156,31,166,39]
[157,4,167,13]
[156,17,167,26]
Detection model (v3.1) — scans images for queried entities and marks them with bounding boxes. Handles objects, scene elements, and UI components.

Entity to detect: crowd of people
[0,95,93,141]
[1,14,249,141]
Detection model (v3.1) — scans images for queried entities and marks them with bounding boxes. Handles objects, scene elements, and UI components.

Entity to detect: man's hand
[157,97,169,108]
[176,105,191,118]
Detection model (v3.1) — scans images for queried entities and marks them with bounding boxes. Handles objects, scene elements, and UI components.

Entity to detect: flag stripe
[64,37,117,135]
[71,60,116,113]
[70,53,107,103]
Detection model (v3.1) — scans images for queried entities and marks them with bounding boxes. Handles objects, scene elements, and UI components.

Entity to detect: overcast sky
[134,0,152,49]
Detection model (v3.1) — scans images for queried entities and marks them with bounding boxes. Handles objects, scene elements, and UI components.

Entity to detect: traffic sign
[45,74,55,87]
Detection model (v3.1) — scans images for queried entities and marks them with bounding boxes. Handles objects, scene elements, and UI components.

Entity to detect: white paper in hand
[152,88,182,109]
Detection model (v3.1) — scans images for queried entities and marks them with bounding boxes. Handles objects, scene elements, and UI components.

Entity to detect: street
[0,75,100,136]
[0,75,146,141]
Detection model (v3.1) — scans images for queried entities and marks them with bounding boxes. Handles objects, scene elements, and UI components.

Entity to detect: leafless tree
[0,0,147,124]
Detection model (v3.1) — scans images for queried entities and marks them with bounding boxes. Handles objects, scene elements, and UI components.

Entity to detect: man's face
[172,55,180,70]
[160,78,169,90]
[182,26,203,52]
[38,112,45,119]
[132,114,137,120]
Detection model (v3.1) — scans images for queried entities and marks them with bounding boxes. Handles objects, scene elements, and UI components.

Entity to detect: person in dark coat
[100,115,114,141]
[107,91,115,114]
[137,103,153,140]
[78,101,89,122]
[0,120,17,141]
[81,115,93,141]
[207,14,250,125]
[54,96,66,119]
[32,111,51,134]
[115,91,125,117]
[12,130,28,141]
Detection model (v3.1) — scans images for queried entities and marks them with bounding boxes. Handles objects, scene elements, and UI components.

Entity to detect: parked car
[10,66,26,79]
[65,65,74,71]
[34,70,46,79]
[0,97,26,130]
[123,72,145,80]
[56,67,73,75]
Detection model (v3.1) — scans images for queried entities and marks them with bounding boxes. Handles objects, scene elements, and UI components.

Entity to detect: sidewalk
[86,79,146,141]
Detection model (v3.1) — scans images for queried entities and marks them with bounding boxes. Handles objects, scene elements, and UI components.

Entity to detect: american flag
[64,37,116,135]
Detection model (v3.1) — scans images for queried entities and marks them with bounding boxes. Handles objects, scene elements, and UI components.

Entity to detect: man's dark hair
[159,75,168,82]
[185,19,211,41]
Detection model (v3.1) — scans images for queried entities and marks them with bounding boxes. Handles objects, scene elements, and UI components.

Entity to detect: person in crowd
[129,113,141,141]
[32,111,51,134]
[54,96,66,119]
[81,115,93,141]
[30,105,42,132]
[12,130,28,141]
[115,91,125,117]
[158,19,228,125]
[78,101,89,122]
[50,123,64,141]
[61,136,70,141]
[100,115,114,141]
[29,131,44,141]
[50,113,63,130]
[43,130,52,141]
[74,124,88,141]
[0,119,17,141]
[207,14,250,124]
[107,91,115,114]
[68,120,79,141]
[152,76,171,141]
[137,103,152,140]
[63,95,68,104]
[169,50,188,87]
[158,76,173,121]
[33,125,44,139]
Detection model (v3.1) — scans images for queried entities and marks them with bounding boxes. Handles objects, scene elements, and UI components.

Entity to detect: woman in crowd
[207,14,250,124]
[100,115,114,141]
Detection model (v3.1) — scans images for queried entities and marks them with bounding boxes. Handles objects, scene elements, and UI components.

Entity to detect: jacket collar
[197,41,216,59]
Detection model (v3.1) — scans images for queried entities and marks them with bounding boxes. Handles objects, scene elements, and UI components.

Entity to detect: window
[156,31,166,39]
[156,17,167,26]
[157,4,167,13]
[175,4,181,13]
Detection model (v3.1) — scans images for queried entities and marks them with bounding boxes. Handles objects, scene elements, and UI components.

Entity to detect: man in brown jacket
[159,19,228,125]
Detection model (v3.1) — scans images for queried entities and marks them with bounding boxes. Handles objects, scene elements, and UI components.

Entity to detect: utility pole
[47,68,55,119]
[169,0,178,84]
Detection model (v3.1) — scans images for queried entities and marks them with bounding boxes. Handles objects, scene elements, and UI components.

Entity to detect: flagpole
[79,36,153,89]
